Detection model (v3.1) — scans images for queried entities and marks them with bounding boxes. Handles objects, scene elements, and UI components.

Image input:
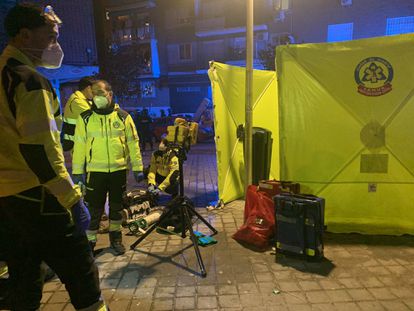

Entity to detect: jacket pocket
[88,138,95,163]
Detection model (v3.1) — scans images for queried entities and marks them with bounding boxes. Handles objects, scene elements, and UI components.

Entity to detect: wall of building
[292,0,414,43]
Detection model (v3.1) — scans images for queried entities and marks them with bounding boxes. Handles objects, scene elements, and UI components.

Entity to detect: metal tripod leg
[182,203,207,277]
[187,205,218,235]
[130,205,176,250]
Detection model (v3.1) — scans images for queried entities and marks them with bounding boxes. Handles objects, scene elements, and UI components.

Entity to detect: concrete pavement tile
[62,304,76,311]
[218,284,238,295]
[346,288,376,301]
[277,281,301,292]
[287,304,312,310]
[362,259,380,267]
[265,305,290,311]
[155,276,176,287]
[112,288,135,300]
[258,282,277,293]
[133,286,155,298]
[174,297,195,310]
[305,291,331,304]
[129,299,151,311]
[41,292,52,304]
[107,300,130,311]
[197,296,218,309]
[377,258,399,266]
[367,288,398,300]
[155,286,175,298]
[319,279,344,290]
[237,282,259,294]
[138,277,157,288]
[218,295,241,308]
[101,288,115,301]
[176,285,196,297]
[299,280,322,291]
[152,298,173,311]
[48,291,70,303]
[325,289,353,302]
[390,287,414,299]
[255,272,275,282]
[197,285,217,296]
[309,303,336,311]
[235,272,256,283]
[357,301,386,310]
[273,270,293,280]
[358,277,383,288]
[240,293,264,308]
[402,298,414,309]
[176,275,196,286]
[252,263,271,273]
[387,265,409,275]
[333,302,361,311]
[282,292,307,305]
[337,278,363,288]
[41,303,66,311]
[377,276,399,287]
[380,301,411,311]
[43,281,62,292]
[100,278,120,289]
[366,266,391,275]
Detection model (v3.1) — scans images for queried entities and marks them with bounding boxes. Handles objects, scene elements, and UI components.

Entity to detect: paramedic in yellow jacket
[0,3,107,310]
[61,76,95,152]
[72,79,144,255]
[147,139,180,197]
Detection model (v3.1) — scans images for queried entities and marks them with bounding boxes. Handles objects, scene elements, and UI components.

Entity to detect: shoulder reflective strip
[84,130,124,138]
[276,214,298,224]
[63,134,75,141]
[0,264,8,277]
[62,117,77,125]
[72,163,85,172]
[13,194,42,203]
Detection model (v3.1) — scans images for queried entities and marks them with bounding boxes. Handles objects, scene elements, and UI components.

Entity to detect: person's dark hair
[78,76,96,91]
[4,3,48,38]
[94,79,112,92]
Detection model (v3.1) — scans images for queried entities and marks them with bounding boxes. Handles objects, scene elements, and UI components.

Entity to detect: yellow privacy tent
[276,33,414,235]
[208,62,279,203]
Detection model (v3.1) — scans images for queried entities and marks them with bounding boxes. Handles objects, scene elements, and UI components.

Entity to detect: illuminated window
[327,23,353,42]
[386,16,414,35]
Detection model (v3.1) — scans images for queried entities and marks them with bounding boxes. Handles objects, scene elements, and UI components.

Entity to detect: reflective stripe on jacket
[61,91,91,151]
[0,45,81,208]
[72,107,143,174]
[147,150,179,191]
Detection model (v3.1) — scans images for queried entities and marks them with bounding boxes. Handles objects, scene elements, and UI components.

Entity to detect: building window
[327,23,353,42]
[179,43,192,60]
[141,81,156,98]
[386,16,414,35]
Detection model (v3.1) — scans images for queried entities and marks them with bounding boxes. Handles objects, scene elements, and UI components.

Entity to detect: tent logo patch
[354,57,393,96]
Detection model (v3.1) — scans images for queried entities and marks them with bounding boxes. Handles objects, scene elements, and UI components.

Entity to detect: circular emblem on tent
[113,121,120,129]
[354,57,393,96]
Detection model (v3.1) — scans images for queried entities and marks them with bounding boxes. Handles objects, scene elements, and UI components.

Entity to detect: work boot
[109,231,125,256]
[98,213,109,233]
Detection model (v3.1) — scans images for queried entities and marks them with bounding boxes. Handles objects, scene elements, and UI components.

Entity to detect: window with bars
[386,16,414,35]
[327,22,353,42]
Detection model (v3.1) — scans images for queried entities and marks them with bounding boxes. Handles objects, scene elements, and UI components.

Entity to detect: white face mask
[40,43,64,69]
[93,95,109,109]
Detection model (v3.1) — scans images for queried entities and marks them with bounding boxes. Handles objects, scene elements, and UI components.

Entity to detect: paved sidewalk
[38,143,414,311]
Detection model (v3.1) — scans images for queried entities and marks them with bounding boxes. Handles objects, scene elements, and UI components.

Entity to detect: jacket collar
[1,45,36,68]
[91,102,116,115]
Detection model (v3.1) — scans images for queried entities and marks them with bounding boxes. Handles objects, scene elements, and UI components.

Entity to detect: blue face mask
[93,95,108,109]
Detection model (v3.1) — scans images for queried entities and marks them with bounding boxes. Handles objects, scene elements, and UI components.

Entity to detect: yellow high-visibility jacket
[61,91,91,151]
[72,106,143,174]
[0,45,81,208]
[148,150,179,191]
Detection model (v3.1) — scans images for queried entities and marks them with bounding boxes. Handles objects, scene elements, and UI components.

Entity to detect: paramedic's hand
[133,171,145,183]
[152,188,161,196]
[148,184,156,192]
[72,174,84,185]
[71,199,91,236]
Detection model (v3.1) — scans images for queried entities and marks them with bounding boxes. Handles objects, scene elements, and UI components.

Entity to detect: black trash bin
[252,127,272,185]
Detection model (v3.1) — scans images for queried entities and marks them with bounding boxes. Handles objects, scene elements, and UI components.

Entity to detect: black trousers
[0,187,101,311]
[156,173,179,196]
[85,170,127,230]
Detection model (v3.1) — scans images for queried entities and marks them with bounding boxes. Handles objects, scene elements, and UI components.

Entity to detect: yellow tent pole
[245,0,254,190]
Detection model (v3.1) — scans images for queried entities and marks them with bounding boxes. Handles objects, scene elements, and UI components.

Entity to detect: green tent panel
[277,33,414,235]
[208,62,279,203]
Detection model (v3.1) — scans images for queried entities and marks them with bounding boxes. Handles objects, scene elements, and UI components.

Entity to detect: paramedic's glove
[148,184,156,192]
[133,171,145,183]
[72,174,84,185]
[71,199,91,236]
[152,188,161,196]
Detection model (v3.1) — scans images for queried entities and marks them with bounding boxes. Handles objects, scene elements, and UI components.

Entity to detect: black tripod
[130,143,218,277]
